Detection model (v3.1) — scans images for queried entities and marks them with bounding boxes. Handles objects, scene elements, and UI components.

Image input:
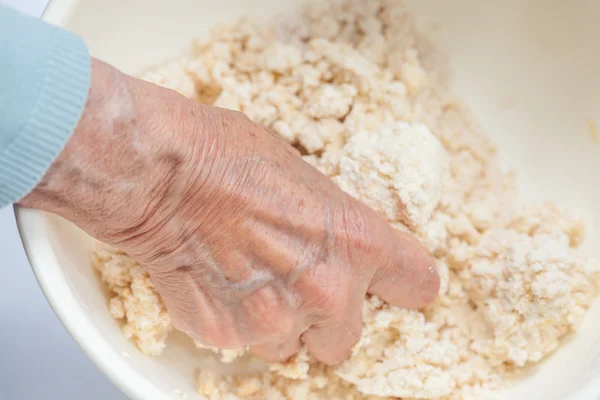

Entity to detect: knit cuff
[0,20,90,206]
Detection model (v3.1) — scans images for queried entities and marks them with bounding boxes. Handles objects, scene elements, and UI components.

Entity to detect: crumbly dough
[93,0,600,398]
[92,247,171,356]
[326,122,449,229]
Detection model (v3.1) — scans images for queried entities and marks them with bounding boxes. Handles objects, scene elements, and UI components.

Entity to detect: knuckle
[256,314,294,340]
[186,313,244,349]
[244,287,293,340]
[312,283,345,314]
[336,201,387,263]
[162,285,243,349]
[311,280,354,320]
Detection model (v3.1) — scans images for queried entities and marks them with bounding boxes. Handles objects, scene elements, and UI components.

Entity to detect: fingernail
[420,264,440,304]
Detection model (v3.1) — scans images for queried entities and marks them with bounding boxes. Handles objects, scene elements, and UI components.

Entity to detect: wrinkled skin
[21,60,439,365]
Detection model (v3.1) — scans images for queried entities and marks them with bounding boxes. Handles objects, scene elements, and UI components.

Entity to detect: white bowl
[16,0,600,399]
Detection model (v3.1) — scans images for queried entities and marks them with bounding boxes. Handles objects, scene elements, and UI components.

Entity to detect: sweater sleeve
[0,5,91,207]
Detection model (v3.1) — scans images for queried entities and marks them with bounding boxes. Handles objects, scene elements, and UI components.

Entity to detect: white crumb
[328,122,448,229]
[468,227,600,367]
[92,246,172,356]
[91,0,600,399]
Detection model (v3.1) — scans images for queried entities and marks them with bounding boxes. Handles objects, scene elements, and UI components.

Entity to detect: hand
[21,59,439,365]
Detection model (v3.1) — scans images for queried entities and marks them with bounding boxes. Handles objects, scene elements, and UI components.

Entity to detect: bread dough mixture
[91,0,600,398]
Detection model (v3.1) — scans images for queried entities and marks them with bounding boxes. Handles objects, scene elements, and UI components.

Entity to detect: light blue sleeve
[0,5,91,207]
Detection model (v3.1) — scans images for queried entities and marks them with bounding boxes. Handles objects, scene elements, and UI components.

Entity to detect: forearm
[0,5,90,206]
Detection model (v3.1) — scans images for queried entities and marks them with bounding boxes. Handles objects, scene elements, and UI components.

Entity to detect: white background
[0,0,127,399]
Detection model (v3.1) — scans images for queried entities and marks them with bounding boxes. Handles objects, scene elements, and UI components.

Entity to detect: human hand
[21,59,439,365]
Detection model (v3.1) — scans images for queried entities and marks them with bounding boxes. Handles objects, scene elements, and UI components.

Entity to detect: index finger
[368,227,439,308]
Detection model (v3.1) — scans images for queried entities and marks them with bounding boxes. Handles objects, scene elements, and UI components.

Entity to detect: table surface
[0,1,128,399]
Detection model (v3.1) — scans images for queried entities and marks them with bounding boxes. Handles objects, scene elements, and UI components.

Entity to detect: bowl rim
[14,207,176,400]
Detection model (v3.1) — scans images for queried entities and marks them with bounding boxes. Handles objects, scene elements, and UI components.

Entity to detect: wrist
[19,59,190,242]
